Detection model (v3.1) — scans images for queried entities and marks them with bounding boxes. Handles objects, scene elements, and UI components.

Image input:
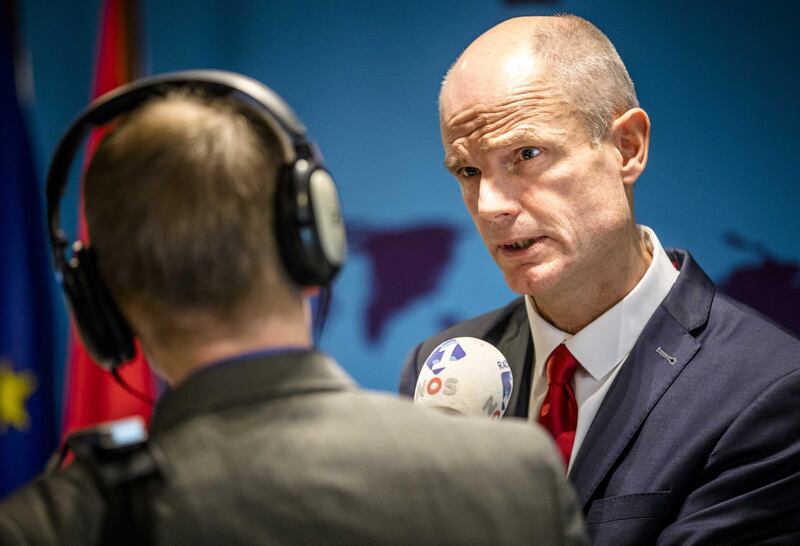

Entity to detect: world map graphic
[348,223,460,344]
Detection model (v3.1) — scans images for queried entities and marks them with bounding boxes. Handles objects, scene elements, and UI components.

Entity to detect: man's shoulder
[337,388,565,480]
[0,460,106,545]
[667,248,799,372]
[152,385,562,504]
[152,373,550,458]
[145,386,583,545]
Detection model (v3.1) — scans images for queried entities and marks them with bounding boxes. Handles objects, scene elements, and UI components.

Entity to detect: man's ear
[610,108,650,186]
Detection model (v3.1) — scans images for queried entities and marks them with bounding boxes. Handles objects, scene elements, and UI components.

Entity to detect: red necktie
[538,343,579,469]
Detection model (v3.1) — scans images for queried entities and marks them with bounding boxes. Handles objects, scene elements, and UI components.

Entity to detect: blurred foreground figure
[400,15,800,545]
[0,71,586,545]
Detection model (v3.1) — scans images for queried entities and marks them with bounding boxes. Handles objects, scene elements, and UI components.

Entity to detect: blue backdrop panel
[17,0,800,402]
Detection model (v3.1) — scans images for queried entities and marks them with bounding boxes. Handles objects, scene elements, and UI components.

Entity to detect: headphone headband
[47,69,346,369]
[47,70,310,261]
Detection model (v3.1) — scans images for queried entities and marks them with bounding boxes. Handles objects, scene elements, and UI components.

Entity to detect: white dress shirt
[525,226,679,474]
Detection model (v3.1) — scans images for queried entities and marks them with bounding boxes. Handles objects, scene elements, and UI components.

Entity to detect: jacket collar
[150,349,355,435]
[661,249,715,332]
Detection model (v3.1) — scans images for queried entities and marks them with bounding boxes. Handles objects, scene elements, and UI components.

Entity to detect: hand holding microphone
[413,337,513,419]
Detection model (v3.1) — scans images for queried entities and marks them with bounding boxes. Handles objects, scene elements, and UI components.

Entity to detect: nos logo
[416,376,459,399]
[423,339,467,376]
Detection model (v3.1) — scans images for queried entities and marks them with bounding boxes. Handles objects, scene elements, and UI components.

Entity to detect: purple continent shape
[349,223,459,344]
[719,258,800,337]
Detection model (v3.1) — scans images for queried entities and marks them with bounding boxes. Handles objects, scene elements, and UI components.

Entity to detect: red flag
[61,0,156,437]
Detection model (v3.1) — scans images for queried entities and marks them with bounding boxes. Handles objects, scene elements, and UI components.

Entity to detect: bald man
[400,15,800,545]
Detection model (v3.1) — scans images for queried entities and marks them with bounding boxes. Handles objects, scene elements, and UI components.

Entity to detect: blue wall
[18,1,800,407]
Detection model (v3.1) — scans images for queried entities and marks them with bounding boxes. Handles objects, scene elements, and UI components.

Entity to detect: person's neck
[149,315,312,386]
[533,227,652,335]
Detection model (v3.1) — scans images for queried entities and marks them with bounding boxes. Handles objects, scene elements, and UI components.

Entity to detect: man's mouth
[505,239,535,250]
[500,236,546,253]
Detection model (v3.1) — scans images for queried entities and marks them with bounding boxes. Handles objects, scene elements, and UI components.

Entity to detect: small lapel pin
[656,346,677,365]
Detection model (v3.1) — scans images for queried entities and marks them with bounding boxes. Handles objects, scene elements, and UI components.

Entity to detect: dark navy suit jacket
[400,250,800,545]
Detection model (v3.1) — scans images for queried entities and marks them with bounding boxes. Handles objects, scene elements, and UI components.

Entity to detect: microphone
[413,337,513,419]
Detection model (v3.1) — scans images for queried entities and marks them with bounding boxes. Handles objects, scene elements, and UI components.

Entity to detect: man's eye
[518,147,541,161]
[457,166,480,178]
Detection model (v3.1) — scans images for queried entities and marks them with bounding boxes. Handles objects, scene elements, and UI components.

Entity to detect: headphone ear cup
[60,244,135,370]
[275,160,346,286]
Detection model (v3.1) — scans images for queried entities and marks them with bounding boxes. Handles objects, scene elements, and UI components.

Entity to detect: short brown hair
[85,91,296,340]
[529,14,639,143]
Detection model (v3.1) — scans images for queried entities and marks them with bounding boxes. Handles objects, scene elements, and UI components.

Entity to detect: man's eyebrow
[478,128,542,150]
[442,127,544,170]
[443,154,461,171]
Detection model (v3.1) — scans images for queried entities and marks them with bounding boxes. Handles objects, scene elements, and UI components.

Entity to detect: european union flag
[0,21,57,497]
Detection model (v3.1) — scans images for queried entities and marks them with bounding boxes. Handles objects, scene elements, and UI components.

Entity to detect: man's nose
[477,175,519,223]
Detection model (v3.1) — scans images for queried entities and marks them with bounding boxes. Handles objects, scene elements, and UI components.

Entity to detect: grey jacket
[1,349,587,545]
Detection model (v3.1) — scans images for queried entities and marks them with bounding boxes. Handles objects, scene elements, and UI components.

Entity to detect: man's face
[440,64,634,300]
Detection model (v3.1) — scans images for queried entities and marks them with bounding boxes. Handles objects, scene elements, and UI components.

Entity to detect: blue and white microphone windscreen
[414,337,513,419]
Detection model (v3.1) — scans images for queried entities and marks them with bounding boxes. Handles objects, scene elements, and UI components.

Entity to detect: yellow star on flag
[0,360,38,433]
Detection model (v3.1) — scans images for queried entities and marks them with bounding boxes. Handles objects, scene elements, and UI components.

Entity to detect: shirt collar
[526,226,679,381]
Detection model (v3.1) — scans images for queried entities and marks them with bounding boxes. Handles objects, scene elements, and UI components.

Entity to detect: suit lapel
[568,308,700,506]
[568,250,713,507]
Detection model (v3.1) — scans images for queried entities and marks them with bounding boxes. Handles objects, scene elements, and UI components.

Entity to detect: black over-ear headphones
[46,70,347,371]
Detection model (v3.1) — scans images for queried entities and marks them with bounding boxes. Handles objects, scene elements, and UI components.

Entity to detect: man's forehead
[440,17,554,107]
[441,80,568,139]
[441,50,544,115]
[438,17,581,160]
